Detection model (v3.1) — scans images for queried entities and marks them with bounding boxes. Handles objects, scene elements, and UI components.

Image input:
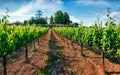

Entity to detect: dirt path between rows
[39,29,68,75]
[52,29,103,75]
[0,29,120,75]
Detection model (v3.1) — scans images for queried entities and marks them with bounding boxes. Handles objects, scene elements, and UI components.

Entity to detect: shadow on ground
[38,30,71,75]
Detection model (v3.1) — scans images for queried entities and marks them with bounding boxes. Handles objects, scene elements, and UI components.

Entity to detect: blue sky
[0,0,120,26]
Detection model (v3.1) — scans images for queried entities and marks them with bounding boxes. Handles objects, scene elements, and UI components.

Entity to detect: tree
[63,12,70,24]
[2,18,4,22]
[50,16,53,24]
[54,10,63,24]
[14,21,22,25]
[29,17,36,25]
[23,20,28,25]
[40,18,47,24]
[36,10,42,18]
[73,22,79,27]
[36,18,47,25]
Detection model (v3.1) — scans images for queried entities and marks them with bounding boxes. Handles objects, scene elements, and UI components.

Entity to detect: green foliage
[29,17,36,25]
[54,24,120,58]
[24,10,47,26]
[54,10,63,24]
[36,18,47,25]
[26,17,47,26]
[0,25,48,57]
[105,8,116,27]
[53,10,70,25]
[63,12,70,24]
[50,16,54,24]
[23,20,28,25]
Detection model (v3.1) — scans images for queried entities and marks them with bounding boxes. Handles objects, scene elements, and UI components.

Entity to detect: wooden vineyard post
[100,21,105,75]
[2,56,7,75]
[40,37,42,44]
[66,38,69,45]
[63,37,65,42]
[65,38,67,44]
[101,50,105,75]
[60,35,62,41]
[81,41,83,56]
[71,38,73,46]
[38,37,40,45]
[79,40,83,56]
[34,40,36,49]
[25,43,28,61]
[71,26,74,47]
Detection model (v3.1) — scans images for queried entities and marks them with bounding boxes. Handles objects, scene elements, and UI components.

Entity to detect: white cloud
[111,12,120,18]
[10,0,34,16]
[77,0,110,6]
[0,10,5,17]
[56,0,64,4]
[70,16,95,26]
[82,11,120,26]
[100,11,120,20]
[0,12,4,16]
[70,16,80,23]
[8,0,63,22]
[33,0,63,11]
[10,0,63,17]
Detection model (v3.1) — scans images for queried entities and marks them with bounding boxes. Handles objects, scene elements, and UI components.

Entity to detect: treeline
[24,17,47,25]
[52,10,70,24]
[23,10,71,26]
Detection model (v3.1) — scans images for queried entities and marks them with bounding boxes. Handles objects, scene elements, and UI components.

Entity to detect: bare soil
[52,29,120,75]
[0,29,120,75]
